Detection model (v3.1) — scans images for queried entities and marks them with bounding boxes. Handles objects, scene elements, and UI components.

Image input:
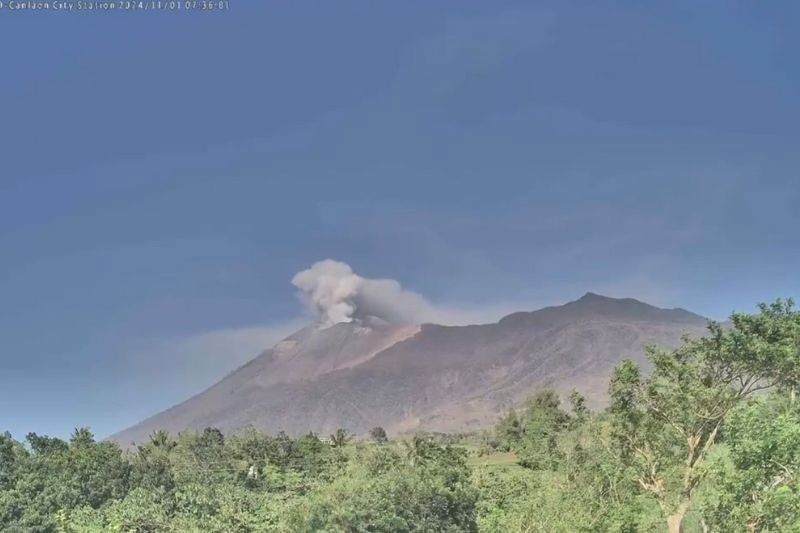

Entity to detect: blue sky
[1,1,798,440]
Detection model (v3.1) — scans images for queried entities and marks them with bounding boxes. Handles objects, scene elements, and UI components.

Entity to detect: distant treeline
[1,299,798,532]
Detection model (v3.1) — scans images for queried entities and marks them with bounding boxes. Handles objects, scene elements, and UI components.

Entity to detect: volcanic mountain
[112,293,709,445]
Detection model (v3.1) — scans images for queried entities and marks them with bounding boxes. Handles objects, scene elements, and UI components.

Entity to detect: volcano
[112,293,709,445]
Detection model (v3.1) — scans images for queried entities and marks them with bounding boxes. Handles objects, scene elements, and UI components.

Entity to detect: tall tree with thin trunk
[609,299,799,533]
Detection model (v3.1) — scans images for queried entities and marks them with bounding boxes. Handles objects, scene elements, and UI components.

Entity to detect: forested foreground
[2,300,799,532]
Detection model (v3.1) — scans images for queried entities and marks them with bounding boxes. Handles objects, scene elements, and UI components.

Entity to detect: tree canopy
[1,299,797,532]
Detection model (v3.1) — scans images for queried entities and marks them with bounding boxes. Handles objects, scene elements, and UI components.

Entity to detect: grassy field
[462,445,520,469]
[468,451,518,467]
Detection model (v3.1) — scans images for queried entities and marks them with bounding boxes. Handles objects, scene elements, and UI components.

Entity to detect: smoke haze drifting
[291,259,505,327]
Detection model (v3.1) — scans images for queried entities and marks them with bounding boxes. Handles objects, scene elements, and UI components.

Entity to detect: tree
[609,299,800,533]
[26,432,68,455]
[568,390,589,422]
[137,430,177,456]
[720,299,800,401]
[64,428,130,509]
[328,428,351,448]
[171,427,230,487]
[495,409,523,451]
[286,444,478,532]
[703,393,800,532]
[368,426,388,444]
[516,389,569,470]
[199,427,225,448]
[134,430,178,491]
[0,432,24,491]
[293,432,334,476]
[401,434,433,467]
[69,427,95,448]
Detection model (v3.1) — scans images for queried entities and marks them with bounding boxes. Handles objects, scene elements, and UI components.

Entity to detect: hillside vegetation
[1,299,798,532]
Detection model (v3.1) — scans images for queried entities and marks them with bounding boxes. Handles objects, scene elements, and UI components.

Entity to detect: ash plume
[291,259,453,327]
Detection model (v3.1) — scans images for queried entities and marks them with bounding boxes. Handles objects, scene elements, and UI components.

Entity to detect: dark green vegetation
[2,300,798,532]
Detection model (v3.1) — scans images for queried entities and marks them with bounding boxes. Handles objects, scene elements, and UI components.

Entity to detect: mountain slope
[112,293,709,444]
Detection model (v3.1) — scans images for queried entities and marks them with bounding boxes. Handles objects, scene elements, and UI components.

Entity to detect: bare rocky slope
[112,293,709,445]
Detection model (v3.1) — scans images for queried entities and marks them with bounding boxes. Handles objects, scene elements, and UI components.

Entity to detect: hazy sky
[1,1,798,440]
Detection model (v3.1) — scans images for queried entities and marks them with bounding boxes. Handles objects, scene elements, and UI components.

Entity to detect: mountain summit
[112,294,708,445]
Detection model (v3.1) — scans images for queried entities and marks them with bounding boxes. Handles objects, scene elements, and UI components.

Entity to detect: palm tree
[328,428,351,448]
[401,434,431,466]
[137,430,176,458]
[69,427,95,448]
[131,430,179,491]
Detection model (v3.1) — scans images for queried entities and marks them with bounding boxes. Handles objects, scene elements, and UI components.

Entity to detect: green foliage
[368,426,388,444]
[0,428,129,531]
[286,443,478,532]
[1,298,797,532]
[703,394,800,531]
[607,298,800,531]
[504,389,570,470]
[568,389,589,423]
[494,409,522,451]
[328,428,352,448]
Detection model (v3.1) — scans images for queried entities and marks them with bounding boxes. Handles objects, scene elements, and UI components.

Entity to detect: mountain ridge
[111,293,709,445]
